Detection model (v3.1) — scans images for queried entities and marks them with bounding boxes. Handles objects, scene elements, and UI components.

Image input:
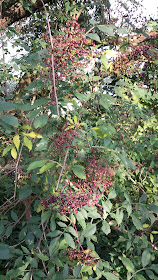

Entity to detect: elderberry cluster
[67,249,99,266]
[71,158,113,194]
[42,20,94,81]
[51,124,77,157]
[41,190,101,214]
[112,44,155,75]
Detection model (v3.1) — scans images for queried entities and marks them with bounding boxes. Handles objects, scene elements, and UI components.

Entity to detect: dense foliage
[0,1,158,279]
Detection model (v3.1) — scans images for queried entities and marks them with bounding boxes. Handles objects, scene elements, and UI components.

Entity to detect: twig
[56,146,70,191]
[40,0,60,117]
[14,143,24,199]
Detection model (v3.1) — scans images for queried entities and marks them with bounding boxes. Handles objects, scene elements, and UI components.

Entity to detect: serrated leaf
[50,217,56,232]
[2,145,12,156]
[19,186,32,200]
[108,190,117,200]
[27,160,47,172]
[134,274,146,280]
[0,244,12,259]
[97,24,115,36]
[36,253,49,261]
[11,147,17,159]
[83,224,96,237]
[34,115,48,128]
[102,220,111,235]
[149,204,158,213]
[103,272,119,280]
[24,136,32,151]
[120,257,135,273]
[115,209,124,225]
[73,264,81,279]
[64,233,76,249]
[101,54,108,69]
[141,249,151,267]
[38,162,54,174]
[1,114,19,127]
[87,33,101,43]
[73,115,77,125]
[72,165,86,179]
[132,215,143,230]
[24,131,43,138]
[13,135,20,151]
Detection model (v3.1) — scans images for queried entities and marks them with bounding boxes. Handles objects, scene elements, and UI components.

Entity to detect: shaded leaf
[19,186,32,200]
[34,115,48,128]
[64,233,76,249]
[1,115,19,127]
[72,165,86,179]
[141,249,151,267]
[102,220,111,235]
[120,257,135,273]
[27,160,47,172]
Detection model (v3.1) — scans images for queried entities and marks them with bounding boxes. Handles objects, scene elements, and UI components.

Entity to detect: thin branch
[40,0,60,117]
[56,146,70,191]
[14,143,24,199]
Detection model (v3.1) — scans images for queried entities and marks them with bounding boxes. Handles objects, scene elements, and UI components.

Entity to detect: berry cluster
[112,44,154,76]
[41,190,101,214]
[42,20,94,81]
[50,123,77,157]
[67,248,99,266]
[71,158,113,194]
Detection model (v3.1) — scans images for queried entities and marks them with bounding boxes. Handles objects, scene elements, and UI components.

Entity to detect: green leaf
[1,115,20,127]
[115,209,124,225]
[102,220,111,235]
[97,24,115,36]
[134,274,146,280]
[38,162,54,174]
[87,33,101,43]
[11,147,17,159]
[0,244,12,259]
[150,264,158,273]
[36,253,49,261]
[120,257,135,273]
[76,212,86,229]
[108,190,117,200]
[41,211,50,224]
[102,200,112,213]
[11,210,18,221]
[83,224,96,238]
[23,272,31,280]
[19,186,32,200]
[50,217,56,232]
[0,101,16,111]
[101,54,108,69]
[27,160,47,172]
[103,272,119,280]
[141,249,151,267]
[34,115,48,128]
[72,165,86,179]
[64,233,76,249]
[2,145,12,156]
[73,264,81,279]
[63,263,69,279]
[24,136,32,151]
[149,204,158,213]
[68,226,78,237]
[132,215,143,230]
[13,135,20,151]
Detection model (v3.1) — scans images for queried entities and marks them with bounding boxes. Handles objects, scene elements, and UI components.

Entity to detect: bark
[2,0,54,26]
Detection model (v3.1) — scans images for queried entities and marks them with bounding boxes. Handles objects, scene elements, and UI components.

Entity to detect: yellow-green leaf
[24,132,42,138]
[2,145,13,156]
[73,115,77,125]
[13,135,20,151]
[11,147,17,159]
[24,136,32,151]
